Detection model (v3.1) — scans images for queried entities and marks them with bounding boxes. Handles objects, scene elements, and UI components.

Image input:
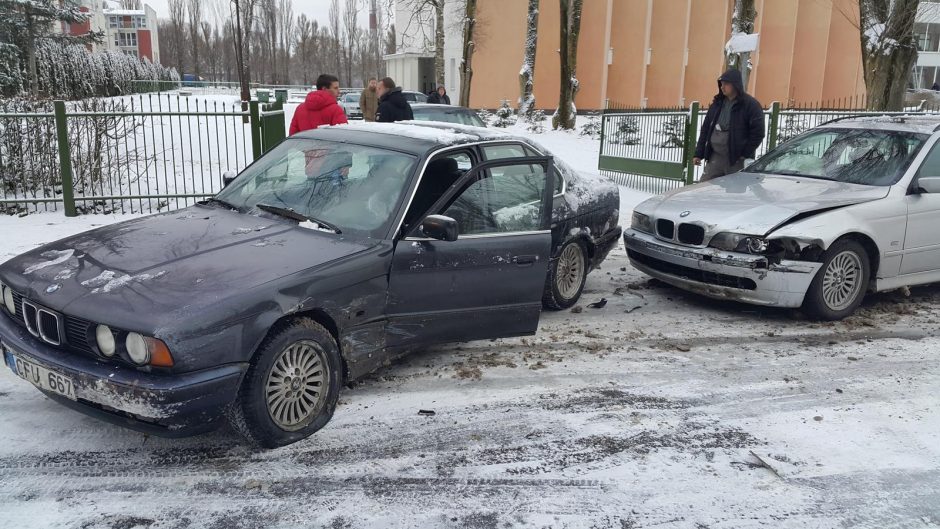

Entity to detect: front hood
[1,205,373,327]
[637,172,889,236]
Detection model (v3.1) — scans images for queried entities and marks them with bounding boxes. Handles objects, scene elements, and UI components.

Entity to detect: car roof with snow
[819,115,940,135]
[293,121,527,154]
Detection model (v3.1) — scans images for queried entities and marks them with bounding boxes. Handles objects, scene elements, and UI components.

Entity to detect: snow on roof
[824,115,940,135]
[332,122,484,145]
[103,9,146,16]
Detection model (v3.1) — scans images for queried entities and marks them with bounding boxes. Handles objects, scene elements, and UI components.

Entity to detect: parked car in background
[410,104,486,127]
[402,91,429,104]
[0,121,619,448]
[339,92,363,120]
[624,115,940,320]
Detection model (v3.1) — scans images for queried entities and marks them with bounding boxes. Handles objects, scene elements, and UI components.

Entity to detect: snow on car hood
[635,172,889,236]
[1,205,373,325]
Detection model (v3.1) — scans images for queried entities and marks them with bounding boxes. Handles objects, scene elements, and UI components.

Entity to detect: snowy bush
[492,101,517,128]
[476,108,494,126]
[777,115,810,144]
[608,117,642,145]
[0,98,144,215]
[524,111,546,134]
[659,116,687,148]
[579,114,601,139]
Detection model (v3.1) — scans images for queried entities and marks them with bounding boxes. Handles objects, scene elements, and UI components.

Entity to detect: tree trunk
[434,0,445,88]
[859,0,920,111]
[459,0,477,107]
[518,0,539,117]
[725,0,757,91]
[552,0,582,130]
[25,13,38,95]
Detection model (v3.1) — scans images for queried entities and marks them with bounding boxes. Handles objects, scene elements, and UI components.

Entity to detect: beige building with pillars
[468,0,867,110]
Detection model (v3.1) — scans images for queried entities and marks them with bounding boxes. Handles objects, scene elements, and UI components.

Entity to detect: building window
[915,22,940,52]
[109,16,118,28]
[115,32,138,47]
[135,16,146,28]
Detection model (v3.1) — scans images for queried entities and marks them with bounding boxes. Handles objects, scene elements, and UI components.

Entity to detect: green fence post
[767,101,781,151]
[249,100,262,161]
[685,101,700,186]
[53,100,77,217]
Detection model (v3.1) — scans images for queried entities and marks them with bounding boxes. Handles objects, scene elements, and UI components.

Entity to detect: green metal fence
[599,101,940,193]
[0,95,285,216]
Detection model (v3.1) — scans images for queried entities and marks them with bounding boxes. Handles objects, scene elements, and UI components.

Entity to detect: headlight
[125,332,174,367]
[126,333,150,365]
[1,283,15,314]
[631,211,653,234]
[95,325,116,357]
[710,232,768,254]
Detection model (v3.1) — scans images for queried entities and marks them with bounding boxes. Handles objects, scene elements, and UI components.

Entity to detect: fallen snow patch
[23,249,75,275]
[81,270,168,294]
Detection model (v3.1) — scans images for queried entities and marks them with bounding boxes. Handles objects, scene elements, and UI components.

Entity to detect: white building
[62,0,161,64]
[913,0,940,89]
[384,1,462,98]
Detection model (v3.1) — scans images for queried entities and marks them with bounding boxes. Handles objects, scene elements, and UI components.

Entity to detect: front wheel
[228,319,343,448]
[802,239,870,321]
[543,239,589,310]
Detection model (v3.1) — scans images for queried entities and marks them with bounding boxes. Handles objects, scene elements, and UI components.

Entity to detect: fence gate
[598,103,700,193]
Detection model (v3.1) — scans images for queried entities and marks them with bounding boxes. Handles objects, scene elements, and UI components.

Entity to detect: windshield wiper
[759,170,833,180]
[255,203,342,234]
[203,197,241,211]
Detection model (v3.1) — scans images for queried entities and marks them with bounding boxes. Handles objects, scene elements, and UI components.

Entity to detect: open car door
[387,156,555,348]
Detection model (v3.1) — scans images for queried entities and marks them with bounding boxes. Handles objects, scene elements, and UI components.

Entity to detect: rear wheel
[228,319,342,448]
[802,239,870,321]
[543,239,589,310]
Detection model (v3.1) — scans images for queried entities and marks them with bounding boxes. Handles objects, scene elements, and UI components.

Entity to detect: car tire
[802,239,870,321]
[543,239,589,310]
[227,318,343,448]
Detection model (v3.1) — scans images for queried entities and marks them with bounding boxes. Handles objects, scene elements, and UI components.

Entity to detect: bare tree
[328,0,342,76]
[169,0,187,74]
[401,0,445,87]
[278,0,295,84]
[725,0,757,91]
[856,0,921,110]
[343,0,360,85]
[295,14,313,85]
[552,0,582,130]
[458,0,477,107]
[187,0,203,78]
[230,0,259,102]
[518,0,539,116]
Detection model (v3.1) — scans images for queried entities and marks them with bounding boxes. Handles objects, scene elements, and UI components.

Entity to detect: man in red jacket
[289,74,348,134]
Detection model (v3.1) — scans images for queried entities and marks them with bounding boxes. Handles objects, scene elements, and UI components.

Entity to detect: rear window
[412,108,485,127]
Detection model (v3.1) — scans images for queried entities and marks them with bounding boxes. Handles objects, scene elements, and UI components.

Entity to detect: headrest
[426,157,459,174]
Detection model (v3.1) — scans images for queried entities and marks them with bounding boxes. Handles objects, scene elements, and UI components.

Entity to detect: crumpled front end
[623,229,823,308]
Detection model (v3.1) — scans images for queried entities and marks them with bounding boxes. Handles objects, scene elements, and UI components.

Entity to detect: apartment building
[64,0,161,64]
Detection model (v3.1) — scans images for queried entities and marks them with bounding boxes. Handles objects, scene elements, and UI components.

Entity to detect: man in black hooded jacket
[375,77,415,123]
[693,69,765,181]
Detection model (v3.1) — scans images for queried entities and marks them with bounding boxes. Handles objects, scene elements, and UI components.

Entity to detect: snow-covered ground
[2,99,940,528]
[1,222,939,527]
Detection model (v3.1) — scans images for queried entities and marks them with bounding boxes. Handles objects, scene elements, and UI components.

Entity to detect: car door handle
[513,255,536,266]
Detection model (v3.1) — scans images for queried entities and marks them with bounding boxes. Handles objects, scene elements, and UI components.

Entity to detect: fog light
[126,332,150,365]
[2,284,14,314]
[95,325,116,357]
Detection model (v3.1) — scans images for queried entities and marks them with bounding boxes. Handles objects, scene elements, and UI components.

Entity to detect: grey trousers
[701,128,744,182]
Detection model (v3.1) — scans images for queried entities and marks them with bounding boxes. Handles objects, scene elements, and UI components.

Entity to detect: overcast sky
[146,0,348,27]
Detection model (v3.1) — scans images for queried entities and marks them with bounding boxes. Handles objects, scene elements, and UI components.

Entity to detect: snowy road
[1,236,939,528]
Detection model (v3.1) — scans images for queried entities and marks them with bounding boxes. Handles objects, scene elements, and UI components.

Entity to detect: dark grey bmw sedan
[0,122,620,447]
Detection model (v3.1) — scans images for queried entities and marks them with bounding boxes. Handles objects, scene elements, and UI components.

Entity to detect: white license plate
[3,344,76,401]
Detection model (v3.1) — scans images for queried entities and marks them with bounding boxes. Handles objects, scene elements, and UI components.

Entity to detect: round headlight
[746,237,769,254]
[125,332,150,365]
[95,325,116,357]
[2,285,15,314]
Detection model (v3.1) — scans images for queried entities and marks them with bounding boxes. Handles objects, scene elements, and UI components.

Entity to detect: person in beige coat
[360,78,379,122]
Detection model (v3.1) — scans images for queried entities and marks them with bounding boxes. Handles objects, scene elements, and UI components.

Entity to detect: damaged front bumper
[0,314,246,437]
[623,229,822,308]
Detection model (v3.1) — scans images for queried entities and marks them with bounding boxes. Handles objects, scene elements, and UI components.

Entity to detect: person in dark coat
[375,77,415,123]
[427,85,451,105]
[289,74,348,134]
[932,82,940,92]
[693,69,765,181]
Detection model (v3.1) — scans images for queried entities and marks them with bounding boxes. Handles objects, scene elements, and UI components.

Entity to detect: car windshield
[412,108,485,127]
[214,139,418,238]
[747,128,928,186]
[345,94,360,103]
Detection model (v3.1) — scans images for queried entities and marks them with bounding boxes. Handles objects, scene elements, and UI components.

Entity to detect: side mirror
[222,170,237,188]
[420,215,458,242]
[917,176,940,194]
